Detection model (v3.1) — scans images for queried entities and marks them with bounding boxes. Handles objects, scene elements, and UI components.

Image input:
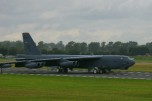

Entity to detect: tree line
[0,40,152,56]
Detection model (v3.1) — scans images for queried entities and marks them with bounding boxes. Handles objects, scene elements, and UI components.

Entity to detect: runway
[1,68,152,80]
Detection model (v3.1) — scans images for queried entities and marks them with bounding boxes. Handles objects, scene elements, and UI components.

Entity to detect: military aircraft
[0,32,135,74]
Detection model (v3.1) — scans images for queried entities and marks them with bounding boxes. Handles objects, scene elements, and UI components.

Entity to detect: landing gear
[93,67,101,74]
[0,67,2,74]
[92,67,109,74]
[101,69,106,74]
[57,67,68,73]
[63,68,68,73]
[106,69,111,73]
[56,67,62,73]
[93,69,99,74]
[88,67,92,73]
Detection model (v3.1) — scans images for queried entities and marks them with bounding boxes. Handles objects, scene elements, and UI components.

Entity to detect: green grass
[132,56,152,63]
[0,57,152,101]
[0,58,15,62]
[0,74,152,101]
[127,63,152,72]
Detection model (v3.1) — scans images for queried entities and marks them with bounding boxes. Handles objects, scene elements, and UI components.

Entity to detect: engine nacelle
[0,64,12,68]
[60,61,79,68]
[25,62,44,68]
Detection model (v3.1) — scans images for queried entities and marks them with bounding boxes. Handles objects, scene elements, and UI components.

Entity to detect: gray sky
[0,0,152,44]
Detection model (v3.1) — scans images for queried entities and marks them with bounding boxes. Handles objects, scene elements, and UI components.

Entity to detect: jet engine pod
[25,62,44,68]
[0,64,12,68]
[60,61,79,68]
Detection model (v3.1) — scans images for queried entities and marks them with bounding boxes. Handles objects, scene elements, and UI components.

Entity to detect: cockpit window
[128,57,134,61]
[124,56,134,60]
[120,56,129,60]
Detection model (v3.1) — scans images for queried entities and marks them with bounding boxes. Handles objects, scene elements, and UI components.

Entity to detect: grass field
[0,57,152,101]
[127,63,152,72]
[0,74,152,101]
[132,56,152,63]
[0,58,15,62]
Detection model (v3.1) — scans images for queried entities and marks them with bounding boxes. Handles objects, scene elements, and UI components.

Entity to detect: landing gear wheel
[93,67,101,74]
[100,69,106,74]
[88,68,92,73]
[63,68,68,73]
[107,69,111,73]
[57,67,68,73]
[57,67,63,73]
[93,69,98,74]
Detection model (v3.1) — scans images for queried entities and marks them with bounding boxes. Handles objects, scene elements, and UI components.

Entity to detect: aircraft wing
[0,61,20,68]
[0,56,102,68]
[32,56,101,62]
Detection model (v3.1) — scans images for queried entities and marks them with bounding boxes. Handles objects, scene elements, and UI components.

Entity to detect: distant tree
[129,46,149,56]
[15,40,24,54]
[65,41,76,54]
[127,41,138,47]
[146,42,152,55]
[0,40,152,56]
[79,42,88,54]
[38,41,45,50]
[88,42,100,54]
[38,41,51,54]
[56,41,65,50]
[101,42,106,49]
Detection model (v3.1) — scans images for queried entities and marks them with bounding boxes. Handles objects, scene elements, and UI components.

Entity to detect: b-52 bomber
[0,33,135,74]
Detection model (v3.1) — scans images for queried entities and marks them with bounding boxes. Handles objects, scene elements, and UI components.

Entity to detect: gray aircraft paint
[0,33,135,73]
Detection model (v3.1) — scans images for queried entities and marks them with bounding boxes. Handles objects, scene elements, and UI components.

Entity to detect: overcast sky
[0,0,152,44]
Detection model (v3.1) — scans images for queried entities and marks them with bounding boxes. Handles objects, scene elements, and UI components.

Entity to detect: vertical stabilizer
[22,32,41,55]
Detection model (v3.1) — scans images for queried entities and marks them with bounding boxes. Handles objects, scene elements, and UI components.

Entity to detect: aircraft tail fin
[22,32,41,55]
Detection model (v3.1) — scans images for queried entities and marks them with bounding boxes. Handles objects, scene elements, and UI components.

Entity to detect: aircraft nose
[129,58,135,66]
[121,57,135,69]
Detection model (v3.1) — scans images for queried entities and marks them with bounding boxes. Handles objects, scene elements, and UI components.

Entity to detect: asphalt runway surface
[1,68,152,80]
